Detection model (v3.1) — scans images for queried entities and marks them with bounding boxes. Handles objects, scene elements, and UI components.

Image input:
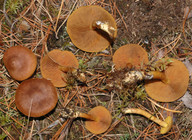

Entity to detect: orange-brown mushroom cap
[85,106,112,134]
[3,46,37,81]
[40,49,79,87]
[67,5,117,52]
[15,78,58,117]
[145,58,189,102]
[113,44,149,70]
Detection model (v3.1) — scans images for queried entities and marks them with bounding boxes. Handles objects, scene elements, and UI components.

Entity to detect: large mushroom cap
[67,5,117,52]
[113,44,149,70]
[40,49,79,87]
[145,58,189,102]
[3,46,37,81]
[85,106,112,134]
[15,78,58,117]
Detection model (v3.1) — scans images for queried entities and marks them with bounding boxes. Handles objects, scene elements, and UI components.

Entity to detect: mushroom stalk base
[122,71,149,84]
[121,108,168,128]
[122,71,168,84]
[92,20,116,39]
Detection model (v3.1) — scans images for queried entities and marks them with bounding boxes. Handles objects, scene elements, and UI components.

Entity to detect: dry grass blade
[54,0,64,32]
[55,0,78,38]
[151,34,181,60]
[0,108,25,128]
[147,97,182,113]
[0,125,15,140]
[52,119,73,140]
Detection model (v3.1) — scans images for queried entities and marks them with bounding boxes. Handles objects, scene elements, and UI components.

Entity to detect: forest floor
[0,0,192,139]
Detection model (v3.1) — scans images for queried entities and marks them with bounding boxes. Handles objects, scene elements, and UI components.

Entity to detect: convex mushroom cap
[15,78,58,117]
[67,5,117,52]
[40,49,79,87]
[113,44,149,70]
[3,46,37,81]
[145,58,189,102]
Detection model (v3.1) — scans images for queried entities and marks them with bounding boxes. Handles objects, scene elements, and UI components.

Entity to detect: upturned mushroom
[40,49,79,87]
[15,78,58,117]
[144,58,189,102]
[114,58,189,102]
[61,106,112,134]
[121,108,173,134]
[3,46,37,81]
[67,5,117,52]
[82,106,112,134]
[113,44,149,70]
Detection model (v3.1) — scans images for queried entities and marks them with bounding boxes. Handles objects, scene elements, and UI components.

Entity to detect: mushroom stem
[147,71,168,83]
[122,108,167,127]
[121,108,173,134]
[75,112,97,121]
[121,70,168,84]
[58,65,77,73]
[122,71,146,84]
[92,20,116,39]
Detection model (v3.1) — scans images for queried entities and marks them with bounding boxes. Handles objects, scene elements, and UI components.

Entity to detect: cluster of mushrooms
[3,5,189,136]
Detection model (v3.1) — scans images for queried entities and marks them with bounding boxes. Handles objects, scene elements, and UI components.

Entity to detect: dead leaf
[180,91,192,110]
[184,7,192,19]
[183,59,192,77]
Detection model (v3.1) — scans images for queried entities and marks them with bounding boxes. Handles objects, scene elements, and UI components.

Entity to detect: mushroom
[121,108,173,134]
[113,57,189,102]
[67,5,117,52]
[61,106,112,134]
[40,49,79,87]
[83,106,112,134]
[3,46,37,81]
[145,58,189,102]
[113,44,149,70]
[15,78,58,117]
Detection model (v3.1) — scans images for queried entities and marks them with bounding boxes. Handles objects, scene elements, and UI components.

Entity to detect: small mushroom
[3,46,37,81]
[67,5,117,52]
[145,58,189,102]
[15,78,58,117]
[113,44,149,70]
[121,108,173,134]
[40,49,79,87]
[62,106,112,134]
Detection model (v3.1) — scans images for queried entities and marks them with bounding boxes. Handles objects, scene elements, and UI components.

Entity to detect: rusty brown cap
[40,49,79,87]
[3,46,37,81]
[15,78,58,117]
[113,44,149,70]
